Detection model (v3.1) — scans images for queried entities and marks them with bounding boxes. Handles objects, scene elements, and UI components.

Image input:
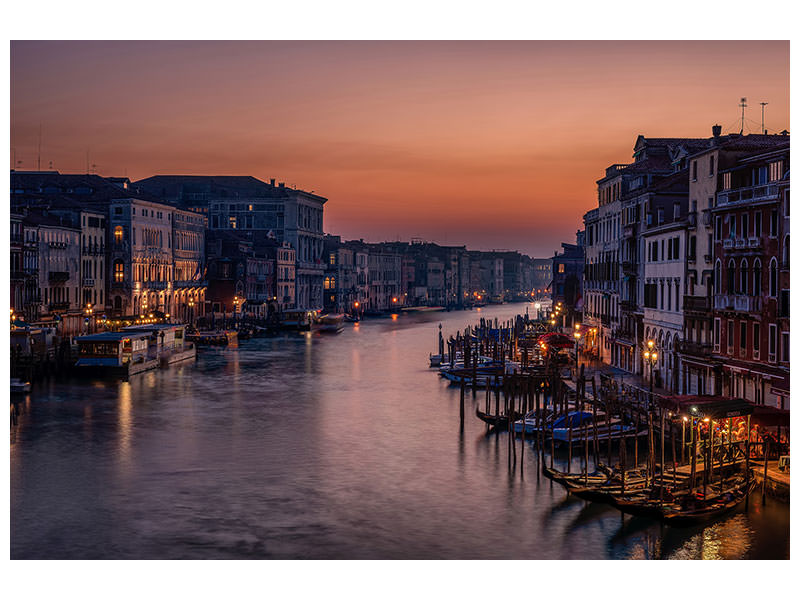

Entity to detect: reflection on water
[9,304,790,559]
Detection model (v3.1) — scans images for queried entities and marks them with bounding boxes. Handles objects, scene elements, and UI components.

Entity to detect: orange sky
[10,41,790,256]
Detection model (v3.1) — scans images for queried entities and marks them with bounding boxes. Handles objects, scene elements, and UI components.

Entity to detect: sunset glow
[10,40,789,255]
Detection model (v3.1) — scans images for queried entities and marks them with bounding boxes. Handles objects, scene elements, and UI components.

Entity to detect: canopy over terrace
[657,395,754,420]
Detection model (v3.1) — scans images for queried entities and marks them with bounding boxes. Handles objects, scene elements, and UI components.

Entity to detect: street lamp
[574,331,582,380]
[643,342,658,394]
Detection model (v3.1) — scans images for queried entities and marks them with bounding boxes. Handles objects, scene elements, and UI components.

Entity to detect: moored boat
[10,378,31,394]
[318,313,345,333]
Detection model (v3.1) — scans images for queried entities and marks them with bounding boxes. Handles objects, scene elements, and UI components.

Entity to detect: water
[10,303,789,559]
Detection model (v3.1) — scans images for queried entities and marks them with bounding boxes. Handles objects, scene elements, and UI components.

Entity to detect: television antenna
[739,97,747,134]
[760,102,768,134]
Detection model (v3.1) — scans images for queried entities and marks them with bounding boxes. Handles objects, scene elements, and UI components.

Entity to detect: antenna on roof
[760,102,768,134]
[739,97,747,134]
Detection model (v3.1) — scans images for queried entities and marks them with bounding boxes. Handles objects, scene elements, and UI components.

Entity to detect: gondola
[475,408,524,429]
[660,478,756,527]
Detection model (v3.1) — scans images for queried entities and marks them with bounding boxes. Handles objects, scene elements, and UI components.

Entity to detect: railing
[48,241,68,249]
[143,281,169,290]
[723,239,733,249]
[714,294,762,312]
[82,278,95,287]
[83,245,106,255]
[748,237,761,248]
[679,340,713,357]
[48,302,71,311]
[735,238,746,249]
[717,183,780,206]
[683,295,710,312]
[622,261,637,273]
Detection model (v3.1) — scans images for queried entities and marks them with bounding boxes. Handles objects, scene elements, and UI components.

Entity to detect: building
[711,140,790,409]
[135,175,327,311]
[171,209,206,323]
[367,247,402,311]
[678,129,791,396]
[530,258,552,298]
[640,170,691,391]
[551,233,584,327]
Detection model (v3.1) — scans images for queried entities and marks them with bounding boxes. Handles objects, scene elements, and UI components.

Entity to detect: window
[692,161,698,181]
[753,259,762,296]
[741,213,749,237]
[780,290,789,318]
[329,252,336,266]
[769,258,778,297]
[770,209,778,237]
[715,216,722,241]
[688,235,696,260]
[769,160,783,182]
[114,226,123,243]
[740,260,748,295]
[114,260,124,282]
[753,323,760,357]
[229,216,237,229]
[714,260,722,292]
[558,264,565,273]
[657,208,664,225]
[768,324,777,363]
[709,155,715,176]
[727,259,736,293]
[722,172,732,190]
[754,211,762,236]
[781,332,789,363]
[727,320,734,354]
[740,322,747,355]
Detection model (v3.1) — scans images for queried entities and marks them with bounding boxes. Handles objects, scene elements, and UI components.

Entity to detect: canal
[10,303,790,559]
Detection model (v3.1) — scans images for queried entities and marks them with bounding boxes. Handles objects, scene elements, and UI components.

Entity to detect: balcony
[11,270,27,280]
[48,302,71,312]
[717,183,780,206]
[714,294,762,313]
[48,271,70,283]
[143,281,169,290]
[723,239,734,249]
[679,340,713,358]
[48,241,68,249]
[734,238,746,249]
[623,224,638,239]
[82,278,95,287]
[703,254,712,262]
[747,237,761,249]
[687,211,697,228]
[83,245,106,255]
[683,295,710,313]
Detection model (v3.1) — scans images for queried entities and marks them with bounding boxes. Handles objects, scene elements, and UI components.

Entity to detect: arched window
[784,235,789,268]
[323,277,331,290]
[740,259,749,295]
[727,259,736,294]
[114,226,124,243]
[714,259,722,292]
[753,259,762,296]
[114,259,124,282]
[769,257,778,297]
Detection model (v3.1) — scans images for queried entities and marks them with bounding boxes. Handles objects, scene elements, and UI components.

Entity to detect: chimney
[270,178,276,186]
[278,182,285,188]
[712,124,722,137]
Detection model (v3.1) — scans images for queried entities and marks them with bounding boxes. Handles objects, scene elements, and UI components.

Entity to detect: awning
[750,403,790,427]
[658,395,754,419]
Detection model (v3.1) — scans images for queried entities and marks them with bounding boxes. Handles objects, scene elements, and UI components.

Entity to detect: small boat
[476,408,524,429]
[660,478,756,527]
[10,378,31,394]
[318,313,345,333]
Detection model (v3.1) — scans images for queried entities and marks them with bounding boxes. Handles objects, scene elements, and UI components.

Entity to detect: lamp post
[84,303,94,334]
[188,300,195,327]
[573,330,582,382]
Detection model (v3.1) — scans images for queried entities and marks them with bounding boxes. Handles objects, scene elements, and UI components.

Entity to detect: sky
[10,40,790,257]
